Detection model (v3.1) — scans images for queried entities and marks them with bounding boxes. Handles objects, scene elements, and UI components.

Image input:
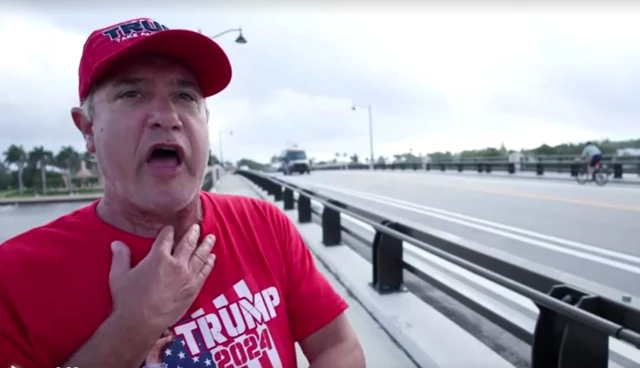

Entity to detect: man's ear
[71,107,96,154]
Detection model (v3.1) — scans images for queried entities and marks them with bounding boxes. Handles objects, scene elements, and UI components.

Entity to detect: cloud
[0,9,86,151]
[2,3,640,164]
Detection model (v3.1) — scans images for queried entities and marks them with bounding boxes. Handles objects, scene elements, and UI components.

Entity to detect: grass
[0,187,103,198]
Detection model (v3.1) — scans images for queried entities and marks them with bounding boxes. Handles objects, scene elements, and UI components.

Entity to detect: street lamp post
[198,27,247,43]
[198,27,246,168]
[352,104,374,170]
[219,129,233,165]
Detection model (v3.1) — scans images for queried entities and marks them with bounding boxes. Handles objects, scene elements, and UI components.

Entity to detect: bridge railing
[201,165,225,191]
[236,168,640,368]
[312,156,640,180]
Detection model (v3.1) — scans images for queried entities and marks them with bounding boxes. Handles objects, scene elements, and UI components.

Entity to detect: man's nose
[147,100,183,131]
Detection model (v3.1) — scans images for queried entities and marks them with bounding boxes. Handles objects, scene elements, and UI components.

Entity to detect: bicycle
[576,160,611,186]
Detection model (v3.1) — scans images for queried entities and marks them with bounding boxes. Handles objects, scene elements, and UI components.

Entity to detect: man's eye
[178,92,196,101]
[118,90,140,99]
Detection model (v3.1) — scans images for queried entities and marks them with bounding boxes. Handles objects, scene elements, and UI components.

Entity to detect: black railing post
[531,285,609,368]
[570,163,578,177]
[265,180,276,196]
[370,220,404,294]
[273,183,283,202]
[322,204,341,246]
[258,176,269,192]
[298,194,311,223]
[283,188,294,210]
[613,163,623,179]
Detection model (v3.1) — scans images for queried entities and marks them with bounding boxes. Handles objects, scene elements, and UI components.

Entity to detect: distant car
[267,162,282,173]
[281,148,311,175]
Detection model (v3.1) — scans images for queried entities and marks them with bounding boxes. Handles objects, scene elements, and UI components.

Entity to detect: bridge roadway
[276,170,640,303]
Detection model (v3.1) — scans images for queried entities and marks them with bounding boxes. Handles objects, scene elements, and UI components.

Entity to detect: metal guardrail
[236,169,640,368]
[201,165,225,191]
[313,158,640,180]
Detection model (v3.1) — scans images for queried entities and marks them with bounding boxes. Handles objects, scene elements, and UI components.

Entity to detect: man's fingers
[197,254,216,282]
[150,226,175,256]
[109,241,131,280]
[172,224,200,261]
[189,234,216,271]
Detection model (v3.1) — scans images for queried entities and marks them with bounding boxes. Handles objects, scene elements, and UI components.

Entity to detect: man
[581,141,602,180]
[0,17,365,368]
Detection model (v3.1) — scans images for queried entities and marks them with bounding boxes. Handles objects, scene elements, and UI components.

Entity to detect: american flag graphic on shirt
[157,277,283,368]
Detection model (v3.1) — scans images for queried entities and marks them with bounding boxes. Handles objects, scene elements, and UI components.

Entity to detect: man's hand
[62,225,216,368]
[109,224,217,329]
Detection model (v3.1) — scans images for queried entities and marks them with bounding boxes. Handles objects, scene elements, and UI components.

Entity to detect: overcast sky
[1,3,640,163]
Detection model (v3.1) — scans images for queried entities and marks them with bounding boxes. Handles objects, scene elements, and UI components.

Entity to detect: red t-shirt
[0,191,348,368]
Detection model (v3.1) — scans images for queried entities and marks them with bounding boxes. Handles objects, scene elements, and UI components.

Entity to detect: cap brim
[95,29,232,98]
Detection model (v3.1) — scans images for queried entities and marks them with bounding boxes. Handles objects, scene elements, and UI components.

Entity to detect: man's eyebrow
[108,77,201,92]
[175,78,200,91]
[111,77,146,87]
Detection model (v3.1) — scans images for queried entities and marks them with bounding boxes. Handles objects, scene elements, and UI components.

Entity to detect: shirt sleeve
[270,204,349,342]
[0,267,46,368]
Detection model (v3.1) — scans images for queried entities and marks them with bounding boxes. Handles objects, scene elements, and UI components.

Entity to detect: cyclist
[580,141,602,180]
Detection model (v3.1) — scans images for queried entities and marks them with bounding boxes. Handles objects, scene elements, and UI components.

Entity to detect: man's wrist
[63,310,163,368]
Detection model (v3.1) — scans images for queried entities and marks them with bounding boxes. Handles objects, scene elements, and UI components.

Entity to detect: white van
[280,148,311,175]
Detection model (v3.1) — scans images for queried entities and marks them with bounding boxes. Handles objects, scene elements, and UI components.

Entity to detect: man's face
[75,55,210,212]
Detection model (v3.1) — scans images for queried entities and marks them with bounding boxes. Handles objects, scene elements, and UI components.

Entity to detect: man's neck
[95,193,203,240]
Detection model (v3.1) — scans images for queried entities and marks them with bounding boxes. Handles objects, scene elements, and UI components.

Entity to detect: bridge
[3,166,640,367]
[234,168,640,368]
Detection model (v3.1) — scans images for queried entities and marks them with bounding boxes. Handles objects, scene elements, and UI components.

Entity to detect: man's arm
[62,310,164,368]
[299,314,365,368]
[267,202,365,367]
[581,146,589,158]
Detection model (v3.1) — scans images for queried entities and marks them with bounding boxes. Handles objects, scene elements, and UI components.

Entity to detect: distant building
[617,148,640,157]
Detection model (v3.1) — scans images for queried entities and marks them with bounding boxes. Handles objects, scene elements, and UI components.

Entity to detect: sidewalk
[212,173,257,196]
[214,174,417,368]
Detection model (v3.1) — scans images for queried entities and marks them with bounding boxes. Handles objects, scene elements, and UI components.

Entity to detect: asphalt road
[276,170,640,299]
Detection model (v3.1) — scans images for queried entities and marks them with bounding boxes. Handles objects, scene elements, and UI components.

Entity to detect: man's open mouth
[146,144,184,166]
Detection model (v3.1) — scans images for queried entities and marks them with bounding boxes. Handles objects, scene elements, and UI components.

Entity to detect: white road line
[314,182,640,264]
[297,181,640,275]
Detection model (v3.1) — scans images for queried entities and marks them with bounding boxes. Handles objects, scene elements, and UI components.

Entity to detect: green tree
[55,146,81,193]
[28,146,54,194]
[0,161,13,191]
[236,158,265,171]
[3,144,27,193]
[207,150,220,166]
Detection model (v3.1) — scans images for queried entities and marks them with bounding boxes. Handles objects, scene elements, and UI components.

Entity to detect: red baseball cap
[77,17,232,102]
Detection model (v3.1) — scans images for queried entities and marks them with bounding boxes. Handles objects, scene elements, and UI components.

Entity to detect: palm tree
[3,145,26,193]
[55,146,81,194]
[80,150,101,188]
[28,146,53,195]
